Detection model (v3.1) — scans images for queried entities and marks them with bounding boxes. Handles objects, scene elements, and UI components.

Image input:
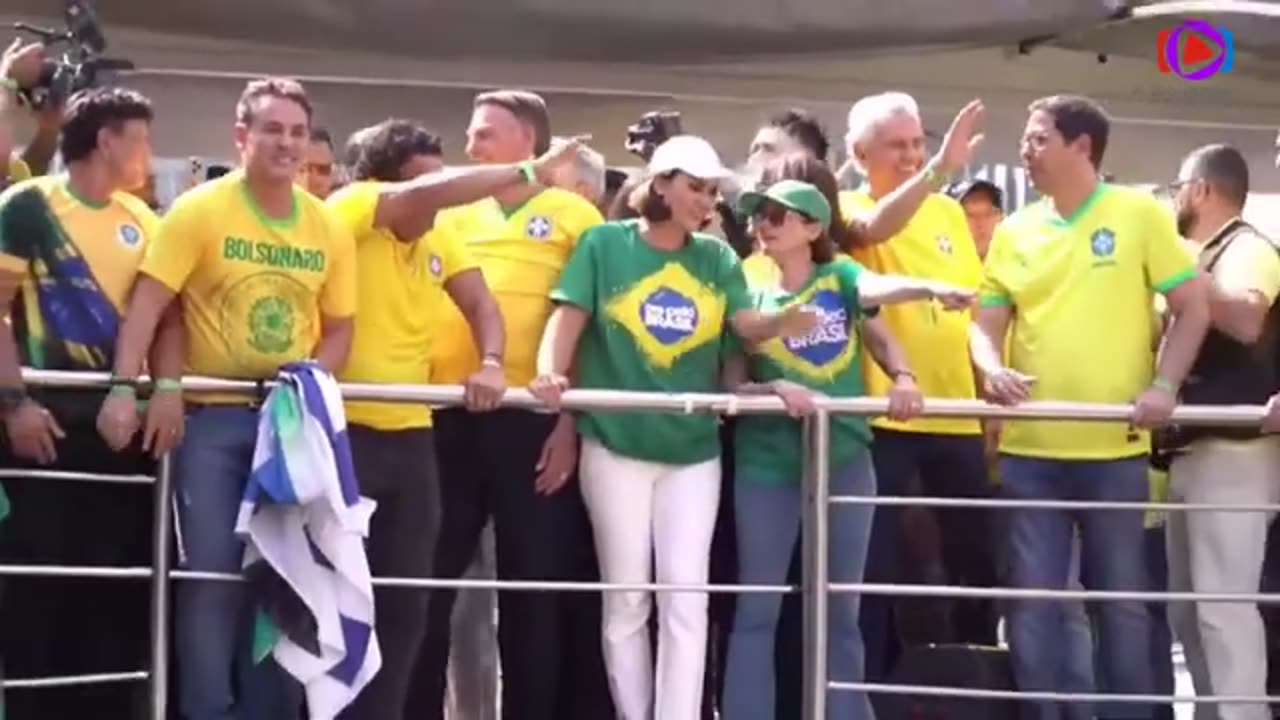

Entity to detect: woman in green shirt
[721,179,974,720]
[529,135,814,720]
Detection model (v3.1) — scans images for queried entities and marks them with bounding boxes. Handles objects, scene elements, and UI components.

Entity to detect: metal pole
[148,453,174,720]
[801,410,832,720]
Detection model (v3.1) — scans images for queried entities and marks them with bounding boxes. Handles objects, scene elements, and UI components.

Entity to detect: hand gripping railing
[13,368,1280,719]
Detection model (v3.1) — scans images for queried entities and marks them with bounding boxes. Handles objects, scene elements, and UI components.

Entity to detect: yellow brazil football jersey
[842,190,984,435]
[7,157,33,183]
[326,182,477,430]
[141,170,357,396]
[979,183,1196,460]
[430,188,603,386]
[0,176,157,370]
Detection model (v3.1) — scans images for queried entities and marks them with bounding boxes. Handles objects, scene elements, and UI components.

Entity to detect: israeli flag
[237,362,381,719]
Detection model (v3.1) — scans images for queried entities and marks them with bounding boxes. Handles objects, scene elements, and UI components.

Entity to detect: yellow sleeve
[433,223,477,279]
[1142,198,1197,294]
[325,182,380,241]
[318,220,357,318]
[561,196,605,245]
[942,196,983,288]
[7,158,31,182]
[1212,232,1280,304]
[141,193,209,292]
[978,223,1015,307]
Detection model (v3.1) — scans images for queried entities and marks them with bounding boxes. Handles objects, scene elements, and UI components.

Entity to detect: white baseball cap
[647,135,732,181]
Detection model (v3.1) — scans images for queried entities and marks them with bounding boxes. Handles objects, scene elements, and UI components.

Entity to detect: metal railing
[8,368,1280,718]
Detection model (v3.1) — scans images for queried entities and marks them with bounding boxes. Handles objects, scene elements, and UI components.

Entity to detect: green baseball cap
[738,179,832,229]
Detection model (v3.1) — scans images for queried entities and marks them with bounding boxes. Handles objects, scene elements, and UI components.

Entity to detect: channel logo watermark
[1157,19,1235,80]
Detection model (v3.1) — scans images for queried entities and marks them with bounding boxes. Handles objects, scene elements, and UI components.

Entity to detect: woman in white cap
[529,135,814,720]
[722,179,973,720]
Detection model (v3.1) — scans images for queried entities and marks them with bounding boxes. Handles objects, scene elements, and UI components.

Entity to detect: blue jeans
[173,406,301,720]
[1001,455,1154,720]
[723,450,876,720]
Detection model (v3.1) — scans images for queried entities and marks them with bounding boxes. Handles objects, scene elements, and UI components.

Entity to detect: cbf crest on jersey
[428,253,443,278]
[605,262,726,369]
[526,215,553,240]
[118,223,142,248]
[760,277,856,382]
[1090,228,1116,257]
[1090,227,1118,268]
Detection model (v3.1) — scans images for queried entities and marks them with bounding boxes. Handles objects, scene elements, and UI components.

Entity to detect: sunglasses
[753,202,812,227]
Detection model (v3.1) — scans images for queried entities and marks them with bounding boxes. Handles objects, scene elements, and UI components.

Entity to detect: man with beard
[1163,143,1280,720]
[972,95,1210,720]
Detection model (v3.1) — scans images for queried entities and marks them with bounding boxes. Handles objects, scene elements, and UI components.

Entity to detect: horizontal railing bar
[16,564,1280,603]
[4,671,149,689]
[18,369,1268,425]
[0,469,155,484]
[0,564,153,579]
[172,570,795,593]
[831,582,1280,603]
[829,495,1280,513]
[830,681,1280,705]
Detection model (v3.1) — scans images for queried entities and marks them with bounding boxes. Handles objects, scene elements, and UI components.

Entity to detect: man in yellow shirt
[409,89,612,720]
[972,94,1210,720]
[299,127,337,199]
[0,84,177,720]
[105,77,357,719]
[326,117,585,719]
[839,91,997,679]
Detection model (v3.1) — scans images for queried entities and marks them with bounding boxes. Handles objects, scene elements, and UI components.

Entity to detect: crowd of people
[4,30,1280,720]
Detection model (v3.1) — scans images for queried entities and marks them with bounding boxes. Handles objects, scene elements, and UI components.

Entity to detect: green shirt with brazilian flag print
[551,219,751,465]
[735,258,873,485]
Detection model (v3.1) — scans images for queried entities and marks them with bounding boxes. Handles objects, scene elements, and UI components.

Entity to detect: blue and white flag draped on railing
[236,362,381,719]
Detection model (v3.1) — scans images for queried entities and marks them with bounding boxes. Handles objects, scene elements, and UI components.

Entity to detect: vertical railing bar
[148,453,174,720]
[801,410,832,720]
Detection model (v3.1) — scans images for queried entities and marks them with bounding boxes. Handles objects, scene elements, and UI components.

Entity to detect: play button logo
[1157,19,1235,80]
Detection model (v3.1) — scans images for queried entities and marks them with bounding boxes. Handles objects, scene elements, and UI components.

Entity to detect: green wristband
[108,384,137,398]
[518,160,537,184]
[154,378,183,393]
[1152,376,1178,394]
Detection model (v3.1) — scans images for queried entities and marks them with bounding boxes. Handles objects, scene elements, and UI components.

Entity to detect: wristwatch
[0,385,26,415]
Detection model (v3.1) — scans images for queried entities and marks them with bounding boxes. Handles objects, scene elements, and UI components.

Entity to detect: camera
[12,0,135,109]
[624,111,683,162]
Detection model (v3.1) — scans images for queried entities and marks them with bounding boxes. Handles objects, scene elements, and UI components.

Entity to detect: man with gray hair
[547,136,608,209]
[838,92,999,680]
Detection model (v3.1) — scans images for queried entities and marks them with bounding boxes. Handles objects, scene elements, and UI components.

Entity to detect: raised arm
[847,100,984,249]
[373,136,589,237]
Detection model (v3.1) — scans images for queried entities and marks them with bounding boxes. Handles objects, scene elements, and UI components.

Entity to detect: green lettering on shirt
[222,237,325,272]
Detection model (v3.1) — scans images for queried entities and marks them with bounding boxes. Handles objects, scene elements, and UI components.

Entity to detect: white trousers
[579,437,721,720]
[1168,437,1280,720]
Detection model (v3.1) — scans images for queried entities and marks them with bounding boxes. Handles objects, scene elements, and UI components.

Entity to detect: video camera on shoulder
[624,110,683,163]
[622,109,752,257]
[12,0,135,109]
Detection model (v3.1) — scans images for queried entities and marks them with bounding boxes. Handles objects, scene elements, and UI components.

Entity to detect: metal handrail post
[801,410,831,720]
[148,454,174,720]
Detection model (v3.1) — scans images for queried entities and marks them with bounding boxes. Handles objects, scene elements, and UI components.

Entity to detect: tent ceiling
[7,0,1129,62]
